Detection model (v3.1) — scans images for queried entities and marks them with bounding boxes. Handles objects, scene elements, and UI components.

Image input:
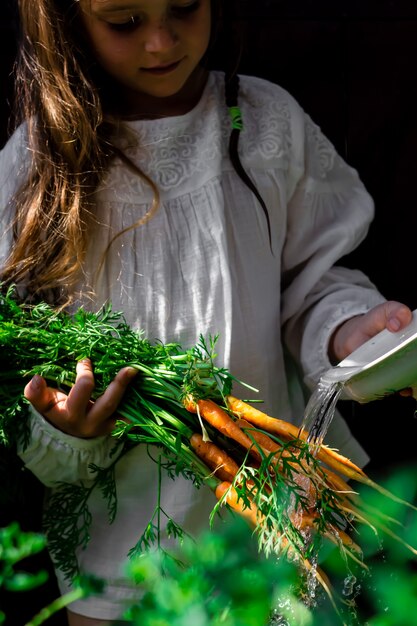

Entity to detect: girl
[0,0,412,624]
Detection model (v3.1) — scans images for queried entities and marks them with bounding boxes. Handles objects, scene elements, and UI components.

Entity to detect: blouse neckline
[123,71,218,131]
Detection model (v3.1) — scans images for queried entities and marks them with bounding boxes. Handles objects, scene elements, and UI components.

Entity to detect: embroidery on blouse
[305,116,336,178]
[100,73,295,196]
[241,91,292,164]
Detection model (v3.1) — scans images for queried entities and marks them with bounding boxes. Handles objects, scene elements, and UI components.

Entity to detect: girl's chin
[115,69,208,118]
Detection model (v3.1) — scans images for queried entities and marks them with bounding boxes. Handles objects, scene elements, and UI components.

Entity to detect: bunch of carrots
[1,285,416,617]
[183,395,417,603]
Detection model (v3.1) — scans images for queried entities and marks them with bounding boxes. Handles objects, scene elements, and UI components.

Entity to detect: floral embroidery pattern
[305,116,336,178]
[102,73,295,196]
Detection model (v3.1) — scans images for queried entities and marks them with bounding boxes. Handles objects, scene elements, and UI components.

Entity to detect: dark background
[1,0,417,623]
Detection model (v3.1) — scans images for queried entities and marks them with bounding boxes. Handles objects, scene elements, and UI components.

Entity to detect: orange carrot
[329,526,362,556]
[216,477,318,540]
[318,466,356,495]
[215,481,261,528]
[314,446,367,480]
[215,482,356,577]
[227,395,367,481]
[236,418,281,455]
[190,433,240,482]
[184,397,262,460]
[238,415,355,496]
[236,417,352,507]
[215,482,362,582]
[227,395,298,440]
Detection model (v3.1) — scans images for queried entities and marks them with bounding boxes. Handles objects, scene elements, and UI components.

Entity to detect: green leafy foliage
[2,465,417,626]
[0,522,105,626]
[124,516,303,626]
[0,522,48,591]
[0,523,48,624]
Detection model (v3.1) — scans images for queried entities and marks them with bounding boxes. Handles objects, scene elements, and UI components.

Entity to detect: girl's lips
[141,59,183,75]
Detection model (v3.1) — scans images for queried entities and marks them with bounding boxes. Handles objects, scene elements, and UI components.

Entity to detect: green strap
[228,106,243,131]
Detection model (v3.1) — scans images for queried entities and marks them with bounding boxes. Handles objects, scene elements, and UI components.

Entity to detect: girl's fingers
[75,366,137,437]
[24,375,74,434]
[65,359,96,417]
[63,363,137,437]
[330,301,413,362]
[362,301,412,336]
[85,367,138,432]
[24,374,62,414]
[383,301,413,332]
[23,363,137,438]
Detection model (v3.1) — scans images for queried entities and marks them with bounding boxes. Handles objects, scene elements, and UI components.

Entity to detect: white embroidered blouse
[0,71,385,620]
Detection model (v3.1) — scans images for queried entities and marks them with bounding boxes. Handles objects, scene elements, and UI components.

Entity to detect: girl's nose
[144,22,178,53]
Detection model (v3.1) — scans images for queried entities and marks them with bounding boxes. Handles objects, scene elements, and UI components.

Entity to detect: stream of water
[267,375,364,625]
[300,378,346,450]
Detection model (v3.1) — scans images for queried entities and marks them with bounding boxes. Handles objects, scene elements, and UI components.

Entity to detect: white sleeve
[0,124,31,264]
[1,127,123,487]
[17,406,122,487]
[281,112,385,387]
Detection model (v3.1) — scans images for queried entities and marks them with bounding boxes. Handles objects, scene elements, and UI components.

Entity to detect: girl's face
[78,0,212,117]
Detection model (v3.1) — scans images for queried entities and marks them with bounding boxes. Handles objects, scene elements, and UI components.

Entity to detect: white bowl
[321,310,417,403]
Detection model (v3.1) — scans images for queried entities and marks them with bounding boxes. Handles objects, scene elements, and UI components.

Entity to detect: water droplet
[342,574,357,597]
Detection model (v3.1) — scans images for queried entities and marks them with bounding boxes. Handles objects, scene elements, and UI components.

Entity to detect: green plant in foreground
[0,518,312,626]
[0,523,48,624]
[2,468,417,626]
[0,523,104,626]
[23,574,105,626]
[124,516,312,626]
[0,522,104,626]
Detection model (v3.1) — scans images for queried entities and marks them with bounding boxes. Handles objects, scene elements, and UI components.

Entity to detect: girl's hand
[24,359,137,438]
[329,301,413,364]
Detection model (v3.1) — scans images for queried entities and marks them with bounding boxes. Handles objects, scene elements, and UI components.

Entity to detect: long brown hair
[2,0,220,303]
[2,0,109,302]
